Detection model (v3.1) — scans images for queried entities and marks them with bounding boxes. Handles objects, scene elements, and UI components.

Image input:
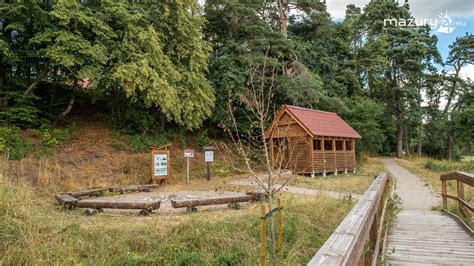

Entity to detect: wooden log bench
[60,188,105,198]
[171,192,265,212]
[108,184,160,193]
[76,200,161,216]
[55,194,79,209]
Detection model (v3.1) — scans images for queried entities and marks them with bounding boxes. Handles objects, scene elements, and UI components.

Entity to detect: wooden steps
[386,210,474,265]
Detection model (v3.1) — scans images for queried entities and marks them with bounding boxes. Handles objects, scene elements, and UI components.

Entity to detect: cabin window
[346,141,353,151]
[335,140,344,151]
[313,139,322,151]
[324,140,333,151]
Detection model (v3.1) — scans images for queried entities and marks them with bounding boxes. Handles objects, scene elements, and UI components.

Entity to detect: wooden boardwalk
[382,159,474,265]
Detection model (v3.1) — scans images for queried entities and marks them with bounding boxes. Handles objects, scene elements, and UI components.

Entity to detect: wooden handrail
[440,171,474,186]
[308,172,390,265]
[440,171,473,231]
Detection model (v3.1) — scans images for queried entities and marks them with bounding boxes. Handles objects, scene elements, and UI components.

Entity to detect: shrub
[31,124,70,155]
[125,129,186,153]
[0,91,41,128]
[195,129,210,151]
[0,126,33,160]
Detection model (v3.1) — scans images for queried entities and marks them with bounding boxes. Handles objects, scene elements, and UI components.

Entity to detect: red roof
[284,105,361,139]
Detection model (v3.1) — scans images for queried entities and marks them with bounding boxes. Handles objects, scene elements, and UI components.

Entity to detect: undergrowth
[424,159,474,173]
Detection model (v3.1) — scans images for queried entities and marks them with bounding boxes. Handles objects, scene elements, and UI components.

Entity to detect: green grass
[0,174,353,265]
[424,159,474,173]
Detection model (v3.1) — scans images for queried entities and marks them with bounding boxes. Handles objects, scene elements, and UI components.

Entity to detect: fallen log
[246,191,268,201]
[76,200,161,210]
[171,193,263,209]
[108,184,160,193]
[60,188,105,198]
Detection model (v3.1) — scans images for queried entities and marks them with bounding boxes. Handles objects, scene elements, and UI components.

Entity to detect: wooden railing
[440,171,473,233]
[308,172,390,265]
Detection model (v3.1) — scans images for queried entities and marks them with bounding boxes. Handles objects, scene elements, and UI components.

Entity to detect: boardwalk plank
[382,158,474,265]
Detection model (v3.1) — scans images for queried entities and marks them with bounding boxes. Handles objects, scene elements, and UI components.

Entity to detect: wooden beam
[440,172,474,186]
[308,173,389,265]
[55,194,78,206]
[60,188,104,198]
[171,194,260,208]
[76,200,161,210]
[108,184,160,193]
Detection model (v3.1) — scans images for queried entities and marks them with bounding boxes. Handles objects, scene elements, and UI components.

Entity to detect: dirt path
[231,179,361,200]
[382,158,474,265]
[382,158,438,210]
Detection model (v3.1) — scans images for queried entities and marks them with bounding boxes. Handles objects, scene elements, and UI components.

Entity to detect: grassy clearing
[0,174,354,265]
[396,156,473,229]
[0,122,383,264]
[287,157,385,194]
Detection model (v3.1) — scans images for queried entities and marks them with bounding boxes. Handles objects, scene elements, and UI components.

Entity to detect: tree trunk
[24,68,49,95]
[0,63,5,111]
[276,0,287,37]
[61,93,76,117]
[396,121,404,158]
[159,112,166,129]
[446,136,453,161]
[417,126,423,157]
[404,125,410,156]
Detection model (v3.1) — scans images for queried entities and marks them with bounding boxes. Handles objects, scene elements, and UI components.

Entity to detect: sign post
[184,149,194,184]
[204,146,214,181]
[150,144,171,184]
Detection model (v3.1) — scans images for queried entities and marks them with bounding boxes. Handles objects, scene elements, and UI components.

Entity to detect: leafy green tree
[343,96,386,154]
[1,0,214,129]
[112,0,214,129]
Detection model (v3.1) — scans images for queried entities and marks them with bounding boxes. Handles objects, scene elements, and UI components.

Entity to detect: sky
[326,0,474,80]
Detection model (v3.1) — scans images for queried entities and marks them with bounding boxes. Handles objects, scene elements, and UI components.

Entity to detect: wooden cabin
[266,105,361,175]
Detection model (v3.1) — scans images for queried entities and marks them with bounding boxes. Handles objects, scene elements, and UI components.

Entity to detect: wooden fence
[440,171,473,234]
[308,172,390,265]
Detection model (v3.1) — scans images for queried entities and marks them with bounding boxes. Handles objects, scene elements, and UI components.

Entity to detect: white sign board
[153,154,168,176]
[205,150,214,162]
[184,149,194,158]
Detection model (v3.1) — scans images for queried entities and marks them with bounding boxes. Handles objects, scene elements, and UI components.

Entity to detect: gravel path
[381,158,438,210]
[231,178,361,200]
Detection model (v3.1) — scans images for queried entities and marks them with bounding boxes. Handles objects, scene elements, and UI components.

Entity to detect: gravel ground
[231,178,361,200]
[381,158,439,210]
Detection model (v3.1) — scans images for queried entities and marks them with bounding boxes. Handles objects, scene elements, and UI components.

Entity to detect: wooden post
[333,139,337,172]
[186,157,190,184]
[206,162,211,181]
[457,180,466,218]
[277,198,283,257]
[260,205,266,266]
[322,137,326,174]
[310,137,314,176]
[204,146,214,181]
[343,139,347,172]
[442,180,447,210]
